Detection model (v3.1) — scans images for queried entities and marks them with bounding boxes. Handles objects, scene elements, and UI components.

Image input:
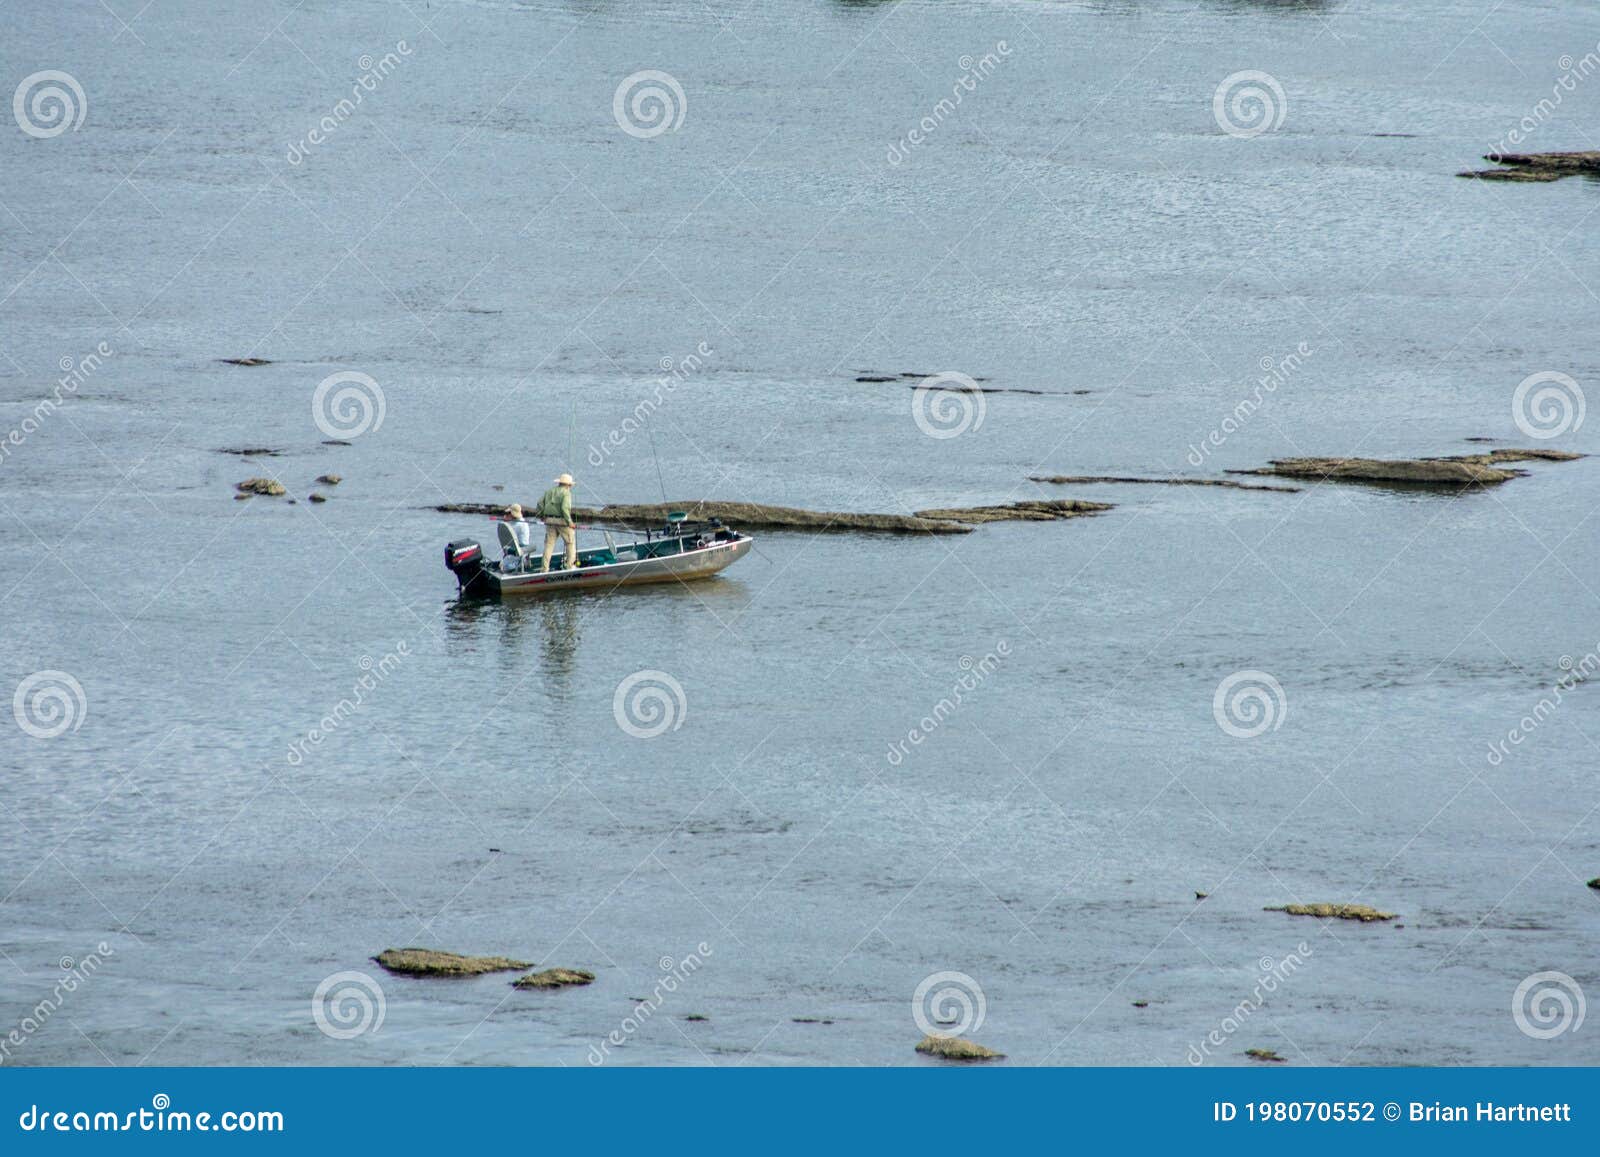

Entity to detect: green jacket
[536,484,573,525]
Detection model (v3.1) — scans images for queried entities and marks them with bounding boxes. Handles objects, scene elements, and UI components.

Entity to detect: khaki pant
[542,523,577,571]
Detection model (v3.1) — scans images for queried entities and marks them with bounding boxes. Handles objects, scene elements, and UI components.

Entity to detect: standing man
[538,473,578,572]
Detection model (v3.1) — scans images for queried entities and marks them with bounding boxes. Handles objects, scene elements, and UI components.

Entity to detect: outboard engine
[445,539,493,598]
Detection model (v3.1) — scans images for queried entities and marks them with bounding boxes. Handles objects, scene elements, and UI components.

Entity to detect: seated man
[499,504,532,571]
[536,474,578,572]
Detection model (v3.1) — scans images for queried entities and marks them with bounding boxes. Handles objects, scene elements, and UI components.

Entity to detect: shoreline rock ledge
[372,948,532,977]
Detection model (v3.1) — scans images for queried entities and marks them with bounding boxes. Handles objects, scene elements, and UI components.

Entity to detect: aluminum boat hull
[476,534,752,598]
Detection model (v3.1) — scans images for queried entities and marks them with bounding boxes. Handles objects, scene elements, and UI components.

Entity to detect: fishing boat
[444,513,754,599]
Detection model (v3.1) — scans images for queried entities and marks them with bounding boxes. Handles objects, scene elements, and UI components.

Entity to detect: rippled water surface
[2,0,1598,1066]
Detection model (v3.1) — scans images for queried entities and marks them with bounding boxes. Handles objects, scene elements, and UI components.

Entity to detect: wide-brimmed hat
[556,473,574,486]
[505,503,523,519]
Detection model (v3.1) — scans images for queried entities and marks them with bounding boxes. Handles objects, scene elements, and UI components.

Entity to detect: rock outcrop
[373,948,531,977]
[915,1035,1004,1061]
[512,967,596,989]
[911,499,1111,523]
[436,498,1113,534]
[1459,151,1600,182]
[1265,903,1396,922]
[235,478,286,497]
[1235,449,1581,487]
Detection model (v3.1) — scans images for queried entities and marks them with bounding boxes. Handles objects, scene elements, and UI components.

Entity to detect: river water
[2,0,1597,1067]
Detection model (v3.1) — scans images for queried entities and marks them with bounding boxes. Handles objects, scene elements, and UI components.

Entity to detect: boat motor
[445,539,489,595]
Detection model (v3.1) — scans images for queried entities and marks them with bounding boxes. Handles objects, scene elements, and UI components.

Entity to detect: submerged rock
[1459,151,1600,182]
[1031,474,1299,493]
[218,447,282,456]
[220,357,272,366]
[905,382,1061,396]
[915,1035,1004,1061]
[373,948,532,977]
[316,473,342,485]
[1245,1048,1286,1062]
[513,967,596,989]
[1265,903,1396,922]
[1587,877,1599,890]
[308,492,328,503]
[235,477,286,497]
[1477,448,1584,464]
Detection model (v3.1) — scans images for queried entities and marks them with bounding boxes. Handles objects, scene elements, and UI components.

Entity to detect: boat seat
[497,520,524,556]
[497,520,529,572]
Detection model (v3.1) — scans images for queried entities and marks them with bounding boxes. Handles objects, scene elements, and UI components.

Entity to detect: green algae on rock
[512,967,596,989]
[1265,903,1396,922]
[915,1035,1004,1061]
[1245,1048,1286,1062]
[373,948,532,977]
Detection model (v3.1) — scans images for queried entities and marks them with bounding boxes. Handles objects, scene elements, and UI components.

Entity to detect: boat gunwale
[488,532,751,593]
